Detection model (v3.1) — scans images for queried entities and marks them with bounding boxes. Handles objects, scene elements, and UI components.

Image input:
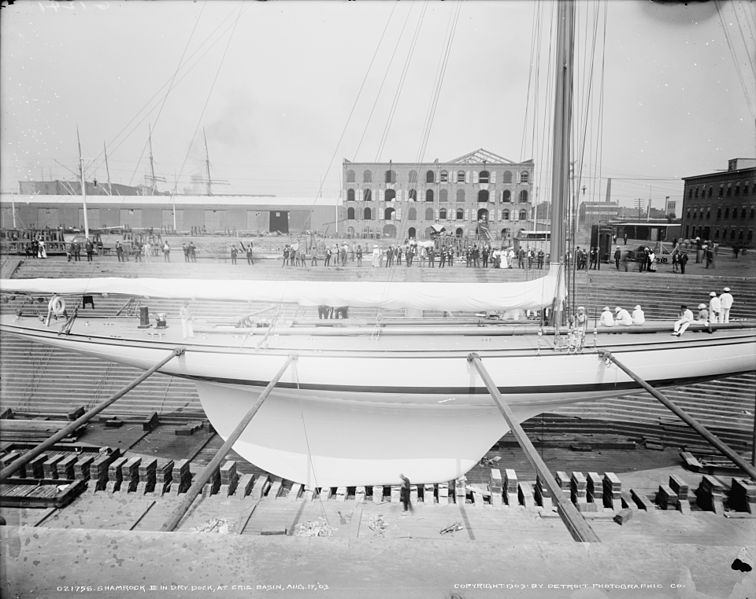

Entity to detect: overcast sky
[1,0,754,208]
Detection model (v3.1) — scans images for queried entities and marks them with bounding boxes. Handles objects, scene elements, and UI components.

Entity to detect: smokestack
[605,177,612,203]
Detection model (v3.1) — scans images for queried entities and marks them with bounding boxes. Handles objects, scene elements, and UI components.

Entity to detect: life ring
[50,297,66,316]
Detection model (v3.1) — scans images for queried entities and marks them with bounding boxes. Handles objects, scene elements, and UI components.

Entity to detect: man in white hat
[696,303,713,333]
[615,306,632,326]
[709,291,722,324]
[631,305,645,325]
[672,304,694,337]
[598,306,614,327]
[720,287,733,323]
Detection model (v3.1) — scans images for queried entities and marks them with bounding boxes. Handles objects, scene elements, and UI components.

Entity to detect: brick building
[681,158,756,248]
[342,149,534,244]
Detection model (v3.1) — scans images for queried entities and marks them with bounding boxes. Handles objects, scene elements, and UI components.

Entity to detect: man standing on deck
[614,247,621,270]
[399,474,412,513]
[720,287,733,323]
[708,291,722,324]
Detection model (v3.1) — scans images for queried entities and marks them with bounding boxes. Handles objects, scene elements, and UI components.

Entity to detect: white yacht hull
[2,316,755,485]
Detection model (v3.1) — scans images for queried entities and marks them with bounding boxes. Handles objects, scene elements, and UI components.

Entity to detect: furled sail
[0,264,563,312]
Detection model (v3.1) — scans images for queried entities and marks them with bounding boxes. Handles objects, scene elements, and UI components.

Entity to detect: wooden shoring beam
[160,355,297,532]
[599,350,756,481]
[0,347,185,482]
[467,353,600,543]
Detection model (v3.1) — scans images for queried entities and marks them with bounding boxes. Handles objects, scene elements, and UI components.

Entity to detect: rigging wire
[375,2,429,161]
[313,3,400,201]
[176,4,246,191]
[714,0,756,117]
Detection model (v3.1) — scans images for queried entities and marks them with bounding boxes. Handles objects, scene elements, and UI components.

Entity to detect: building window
[502,190,511,202]
[694,188,699,198]
[708,187,713,198]
[457,170,465,183]
[717,207,721,219]
[364,207,372,220]
[502,209,510,220]
[363,189,372,202]
[726,185,732,197]
[706,209,710,220]
[735,184,740,196]
[426,189,434,202]
[479,170,490,184]
[408,170,417,183]
[744,183,750,195]
[456,208,464,220]
[714,229,719,240]
[687,189,692,199]
[440,170,448,183]
[346,170,356,183]
[742,207,748,219]
[409,188,417,201]
[731,229,736,240]
[384,207,395,220]
[724,207,729,219]
[456,189,465,202]
[425,207,434,220]
[440,208,447,219]
[520,171,529,183]
[347,189,355,202]
[408,207,417,221]
[748,230,753,242]
[478,189,489,202]
[519,190,529,203]
[385,189,396,202]
[440,189,448,202]
[426,170,435,184]
[385,170,396,184]
[502,171,513,184]
[347,207,355,220]
[363,170,372,183]
[519,209,528,221]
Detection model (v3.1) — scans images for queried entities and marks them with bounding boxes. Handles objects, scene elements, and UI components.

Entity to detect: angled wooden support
[0,347,185,482]
[598,350,756,481]
[161,355,297,532]
[468,353,600,543]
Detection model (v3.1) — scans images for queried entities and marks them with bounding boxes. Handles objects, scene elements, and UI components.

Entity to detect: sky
[1,0,754,209]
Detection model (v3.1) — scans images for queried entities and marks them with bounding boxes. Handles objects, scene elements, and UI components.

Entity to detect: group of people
[596,305,646,327]
[66,238,95,262]
[229,242,254,265]
[673,287,734,336]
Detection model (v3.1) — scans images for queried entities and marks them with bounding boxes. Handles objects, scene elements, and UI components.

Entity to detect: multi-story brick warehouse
[681,158,756,249]
[342,149,534,243]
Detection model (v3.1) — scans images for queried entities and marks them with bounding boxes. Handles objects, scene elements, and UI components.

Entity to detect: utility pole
[103,141,112,196]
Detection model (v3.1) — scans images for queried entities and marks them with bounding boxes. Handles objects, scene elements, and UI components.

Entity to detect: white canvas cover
[0,264,564,312]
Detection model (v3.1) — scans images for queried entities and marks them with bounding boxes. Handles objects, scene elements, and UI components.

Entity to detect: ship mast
[548,0,575,327]
[77,127,89,239]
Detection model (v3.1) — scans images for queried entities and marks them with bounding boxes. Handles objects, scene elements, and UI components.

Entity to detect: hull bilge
[2,315,755,485]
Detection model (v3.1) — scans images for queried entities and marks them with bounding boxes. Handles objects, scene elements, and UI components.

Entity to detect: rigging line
[416,2,462,163]
[520,0,541,162]
[176,4,246,190]
[729,1,756,78]
[714,0,756,117]
[595,0,608,205]
[86,9,238,172]
[314,3,399,201]
[527,1,544,168]
[375,2,428,161]
[535,1,556,216]
[127,136,150,187]
[354,4,414,161]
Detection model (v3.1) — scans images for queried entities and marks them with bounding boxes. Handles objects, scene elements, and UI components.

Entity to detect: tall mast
[103,141,112,195]
[148,124,157,195]
[548,0,575,324]
[203,129,212,196]
[77,127,89,239]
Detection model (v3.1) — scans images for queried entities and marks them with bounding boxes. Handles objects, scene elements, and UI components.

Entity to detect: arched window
[385,189,396,202]
[478,189,489,202]
[364,207,372,220]
[426,189,434,202]
[347,207,355,220]
[346,169,355,183]
[479,170,490,184]
[502,170,513,184]
[440,189,448,202]
[425,207,434,220]
[347,189,355,202]
[708,187,713,198]
[520,171,529,183]
[408,170,417,183]
[519,210,527,221]
[706,209,710,220]
[694,188,699,198]
[456,208,464,220]
[426,170,435,183]
[439,208,447,219]
[742,207,748,219]
[748,230,753,242]
[714,229,720,240]
[440,170,448,183]
[687,189,692,199]
[502,190,511,202]
[363,189,372,202]
[724,207,730,219]
[477,208,488,221]
[363,170,372,183]
[726,185,732,197]
[519,190,529,203]
[456,189,465,202]
[384,207,395,221]
[717,207,722,219]
[409,188,417,201]
[385,170,396,184]
[457,170,466,183]
[408,207,417,221]
[502,209,510,220]
[735,184,741,196]
[730,230,736,240]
